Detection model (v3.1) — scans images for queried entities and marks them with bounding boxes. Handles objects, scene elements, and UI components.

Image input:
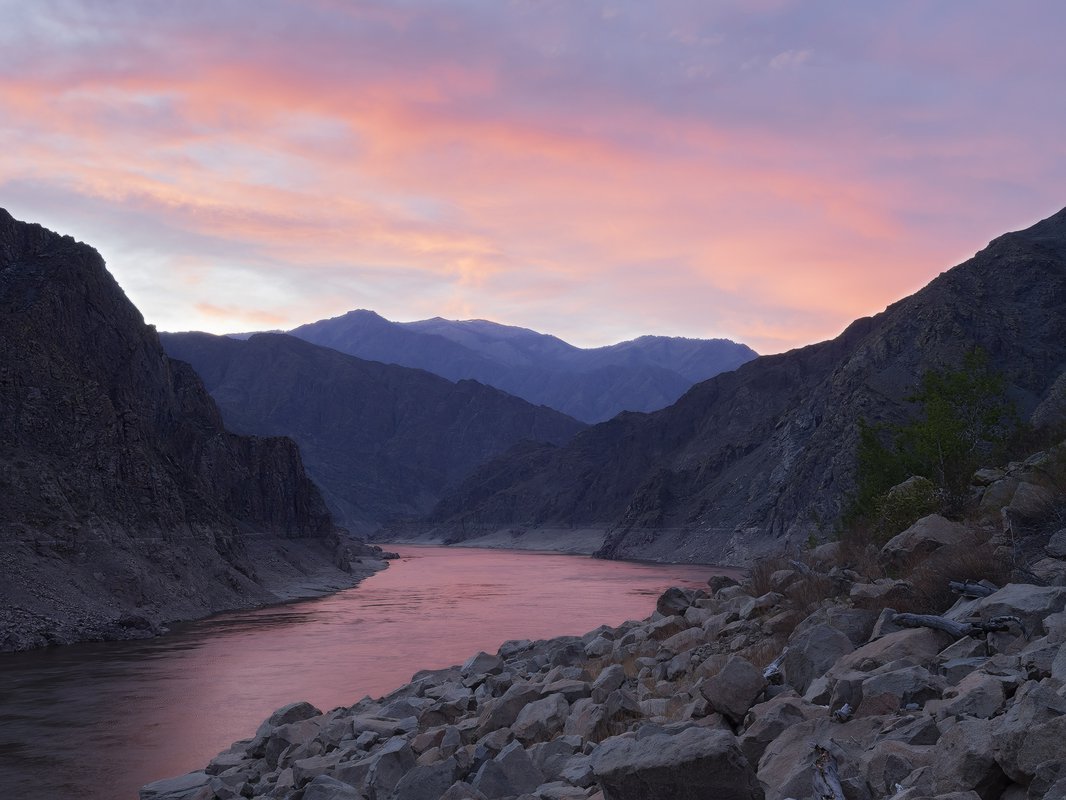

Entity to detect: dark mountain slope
[424,208,1066,563]
[289,311,757,422]
[160,332,586,533]
[0,209,377,651]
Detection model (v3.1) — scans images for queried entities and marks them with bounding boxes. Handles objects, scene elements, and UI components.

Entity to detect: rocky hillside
[289,311,756,423]
[0,209,384,651]
[147,510,1066,800]
[419,207,1066,564]
[159,332,586,534]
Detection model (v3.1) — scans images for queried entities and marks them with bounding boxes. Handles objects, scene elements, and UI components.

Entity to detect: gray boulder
[657,586,706,616]
[512,693,569,744]
[139,772,211,800]
[390,757,459,800]
[591,664,626,703]
[1047,529,1066,559]
[879,514,972,564]
[256,701,322,736]
[782,623,854,693]
[591,726,763,800]
[738,694,822,765]
[699,656,766,725]
[302,775,362,800]
[930,718,1007,799]
[471,740,544,798]
[462,651,505,678]
[477,682,542,734]
[956,584,1066,635]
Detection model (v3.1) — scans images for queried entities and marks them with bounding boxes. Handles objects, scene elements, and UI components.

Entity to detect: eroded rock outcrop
[0,209,384,651]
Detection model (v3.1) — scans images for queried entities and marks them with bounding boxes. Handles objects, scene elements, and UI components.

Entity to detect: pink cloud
[1,2,1064,354]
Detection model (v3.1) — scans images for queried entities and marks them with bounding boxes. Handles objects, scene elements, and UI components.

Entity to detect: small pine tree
[848,348,1016,526]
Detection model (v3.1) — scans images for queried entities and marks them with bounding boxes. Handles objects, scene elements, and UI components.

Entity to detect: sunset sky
[2,1,1064,354]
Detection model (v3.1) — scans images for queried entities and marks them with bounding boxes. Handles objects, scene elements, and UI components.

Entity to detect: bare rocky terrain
[415,208,1066,564]
[0,209,386,651]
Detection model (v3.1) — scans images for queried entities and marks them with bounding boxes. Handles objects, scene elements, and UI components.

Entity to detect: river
[0,545,727,800]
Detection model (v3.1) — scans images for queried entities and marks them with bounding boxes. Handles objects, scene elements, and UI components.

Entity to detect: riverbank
[0,536,389,653]
[1,547,715,800]
[378,528,608,555]
[148,535,1066,800]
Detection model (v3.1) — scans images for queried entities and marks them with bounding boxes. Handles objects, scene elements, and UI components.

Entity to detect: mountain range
[159,331,586,534]
[412,207,1066,563]
[287,311,757,423]
[0,209,379,651]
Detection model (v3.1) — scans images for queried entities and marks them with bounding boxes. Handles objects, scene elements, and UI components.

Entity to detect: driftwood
[948,579,999,598]
[763,651,786,683]
[831,702,853,723]
[891,612,1026,639]
[812,744,846,800]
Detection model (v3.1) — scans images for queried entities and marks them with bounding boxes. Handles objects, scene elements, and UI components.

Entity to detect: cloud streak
[1,1,1064,353]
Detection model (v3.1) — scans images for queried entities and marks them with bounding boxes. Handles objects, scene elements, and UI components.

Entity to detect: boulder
[591,664,626,704]
[301,775,361,800]
[542,679,591,704]
[139,772,211,800]
[439,781,488,800]
[512,693,569,744]
[657,586,706,616]
[756,716,883,800]
[860,740,933,797]
[957,584,1066,635]
[782,623,854,694]
[471,740,544,798]
[1007,481,1059,519]
[564,698,611,742]
[390,757,459,800]
[256,701,322,736]
[1031,557,1066,587]
[991,680,1066,784]
[933,671,1010,719]
[930,718,1008,799]
[477,683,542,734]
[850,579,912,608]
[879,514,972,564]
[462,651,505,678]
[792,606,878,646]
[858,665,945,716]
[1047,529,1066,559]
[738,694,822,765]
[699,656,766,725]
[591,727,763,800]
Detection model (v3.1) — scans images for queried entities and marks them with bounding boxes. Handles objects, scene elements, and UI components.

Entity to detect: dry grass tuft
[901,538,1011,614]
[743,554,794,597]
[739,634,788,669]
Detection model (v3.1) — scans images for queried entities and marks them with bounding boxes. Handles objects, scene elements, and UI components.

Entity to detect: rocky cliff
[422,207,1066,563]
[290,311,757,423]
[0,209,381,651]
[159,332,586,534]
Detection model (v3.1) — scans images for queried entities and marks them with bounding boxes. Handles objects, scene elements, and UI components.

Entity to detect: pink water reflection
[0,545,729,800]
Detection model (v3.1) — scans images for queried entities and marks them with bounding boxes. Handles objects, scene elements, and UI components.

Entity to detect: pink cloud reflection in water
[0,546,730,800]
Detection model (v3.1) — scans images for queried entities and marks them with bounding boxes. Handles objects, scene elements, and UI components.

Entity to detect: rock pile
[143,553,1066,800]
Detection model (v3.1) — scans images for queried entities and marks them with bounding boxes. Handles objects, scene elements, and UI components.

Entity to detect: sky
[1,2,1064,354]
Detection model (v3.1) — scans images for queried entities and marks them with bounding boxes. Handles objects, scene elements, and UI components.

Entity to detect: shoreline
[145,559,1066,800]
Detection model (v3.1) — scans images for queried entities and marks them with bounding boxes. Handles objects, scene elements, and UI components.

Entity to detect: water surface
[0,545,723,800]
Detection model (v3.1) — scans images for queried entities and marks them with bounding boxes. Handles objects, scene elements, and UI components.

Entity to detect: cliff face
[424,208,1066,563]
[160,332,587,534]
[0,209,372,651]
